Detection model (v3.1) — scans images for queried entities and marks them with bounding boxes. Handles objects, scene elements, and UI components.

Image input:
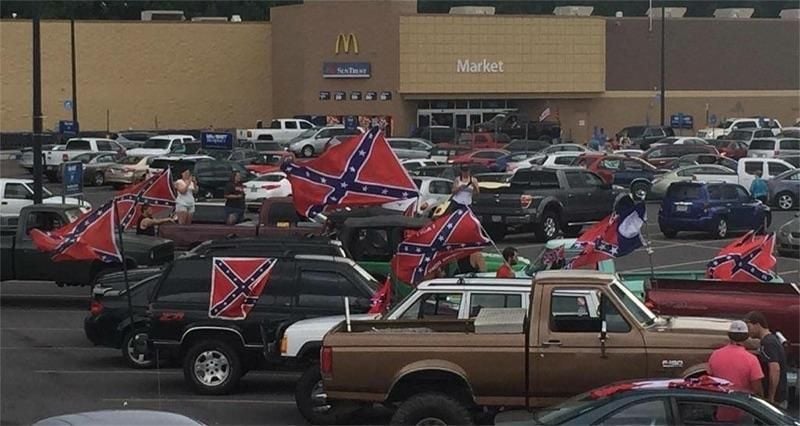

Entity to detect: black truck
[0,204,174,286]
[473,113,561,142]
[473,167,624,242]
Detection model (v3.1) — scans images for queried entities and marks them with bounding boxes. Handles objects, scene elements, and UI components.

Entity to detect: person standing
[707,320,764,421]
[749,170,769,204]
[744,311,789,408]
[451,164,479,210]
[136,203,175,236]
[496,246,518,278]
[224,171,246,225]
[174,169,197,225]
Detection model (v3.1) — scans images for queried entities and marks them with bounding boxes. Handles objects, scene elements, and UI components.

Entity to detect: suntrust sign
[456,59,505,73]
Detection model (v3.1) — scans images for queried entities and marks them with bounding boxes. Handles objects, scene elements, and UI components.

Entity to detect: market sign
[456,59,505,73]
[323,62,371,79]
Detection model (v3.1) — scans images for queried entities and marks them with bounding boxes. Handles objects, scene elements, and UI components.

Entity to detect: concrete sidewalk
[0,150,20,160]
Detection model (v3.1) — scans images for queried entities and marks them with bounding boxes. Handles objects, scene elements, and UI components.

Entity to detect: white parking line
[780,270,799,275]
[102,397,294,405]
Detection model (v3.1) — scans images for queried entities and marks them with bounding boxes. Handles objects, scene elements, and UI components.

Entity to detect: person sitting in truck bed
[137,203,175,236]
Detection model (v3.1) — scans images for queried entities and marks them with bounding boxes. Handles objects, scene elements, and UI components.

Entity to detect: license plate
[277,222,289,228]
[491,215,502,223]
[675,205,688,212]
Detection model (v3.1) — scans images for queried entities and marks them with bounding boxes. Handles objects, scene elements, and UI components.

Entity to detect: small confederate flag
[391,207,491,285]
[707,231,776,282]
[281,127,418,218]
[568,201,646,269]
[209,257,278,320]
[30,201,122,263]
[116,169,176,230]
[368,277,393,314]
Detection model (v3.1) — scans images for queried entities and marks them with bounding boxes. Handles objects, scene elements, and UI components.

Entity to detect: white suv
[697,117,781,139]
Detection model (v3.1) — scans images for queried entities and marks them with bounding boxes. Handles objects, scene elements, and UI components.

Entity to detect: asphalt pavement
[1,160,799,424]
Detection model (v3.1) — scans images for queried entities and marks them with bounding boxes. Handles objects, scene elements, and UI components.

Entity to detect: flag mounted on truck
[30,201,122,263]
[567,199,646,270]
[707,231,776,282]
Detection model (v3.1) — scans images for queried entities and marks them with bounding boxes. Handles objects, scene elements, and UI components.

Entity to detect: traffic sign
[62,161,84,196]
[58,120,79,135]
[63,100,73,111]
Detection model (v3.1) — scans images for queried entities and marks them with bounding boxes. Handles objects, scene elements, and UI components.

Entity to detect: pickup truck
[126,134,194,157]
[321,270,735,425]
[473,166,623,242]
[242,118,316,143]
[697,117,782,140]
[0,205,174,286]
[473,113,561,142]
[43,138,124,181]
[693,157,795,191]
[0,178,89,219]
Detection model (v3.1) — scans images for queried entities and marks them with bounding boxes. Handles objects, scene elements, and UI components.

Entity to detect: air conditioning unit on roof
[141,10,185,21]
[647,7,687,18]
[713,8,755,18]
[449,6,495,15]
[553,6,593,16]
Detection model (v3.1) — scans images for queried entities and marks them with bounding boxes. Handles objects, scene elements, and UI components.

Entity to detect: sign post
[200,132,234,151]
[62,161,84,204]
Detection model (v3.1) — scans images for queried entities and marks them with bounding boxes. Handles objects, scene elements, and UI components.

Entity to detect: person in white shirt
[451,164,479,210]
[174,169,197,225]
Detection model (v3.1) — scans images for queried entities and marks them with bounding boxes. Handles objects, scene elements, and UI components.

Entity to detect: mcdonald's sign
[335,33,359,55]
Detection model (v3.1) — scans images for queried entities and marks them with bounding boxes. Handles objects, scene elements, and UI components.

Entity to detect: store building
[1,0,798,140]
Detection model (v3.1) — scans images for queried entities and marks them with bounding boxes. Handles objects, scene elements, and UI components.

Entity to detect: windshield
[351,262,380,292]
[718,120,734,129]
[118,156,144,165]
[623,127,646,137]
[295,129,317,140]
[142,138,171,149]
[727,130,751,141]
[66,140,91,150]
[610,282,656,325]
[533,390,604,424]
[749,139,775,150]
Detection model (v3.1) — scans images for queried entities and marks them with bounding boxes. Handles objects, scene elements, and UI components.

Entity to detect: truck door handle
[1,201,7,205]
[542,339,562,347]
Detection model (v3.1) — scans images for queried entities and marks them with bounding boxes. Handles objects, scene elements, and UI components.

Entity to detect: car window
[788,171,800,181]
[667,184,703,200]
[720,185,739,201]
[554,155,576,165]
[677,400,760,425]
[749,139,774,150]
[622,159,644,171]
[768,162,791,176]
[744,161,763,175]
[73,153,94,163]
[400,293,462,320]
[735,121,756,129]
[646,149,663,159]
[565,172,585,189]
[390,140,410,150]
[734,186,751,201]
[429,180,452,194]
[96,154,116,163]
[599,399,669,426]
[155,259,211,303]
[297,269,363,309]
[316,129,331,138]
[755,130,774,138]
[284,121,297,130]
[550,290,599,333]
[299,121,313,129]
[581,172,605,187]
[24,211,66,235]
[780,139,800,150]
[707,185,723,201]
[699,166,733,175]
[66,140,91,150]
[512,170,559,189]
[4,183,31,199]
[97,140,112,151]
[349,229,391,262]
[469,293,522,317]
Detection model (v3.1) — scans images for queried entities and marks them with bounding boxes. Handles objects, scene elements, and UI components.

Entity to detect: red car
[709,139,748,159]
[456,132,510,149]
[245,151,295,175]
[448,149,510,167]
[574,153,658,184]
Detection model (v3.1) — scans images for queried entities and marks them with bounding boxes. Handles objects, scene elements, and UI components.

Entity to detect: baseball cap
[728,320,748,334]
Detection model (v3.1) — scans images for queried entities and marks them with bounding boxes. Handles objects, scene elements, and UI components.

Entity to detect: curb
[0,151,21,160]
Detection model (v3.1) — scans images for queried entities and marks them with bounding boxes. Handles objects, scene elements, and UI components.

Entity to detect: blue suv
[658,181,771,238]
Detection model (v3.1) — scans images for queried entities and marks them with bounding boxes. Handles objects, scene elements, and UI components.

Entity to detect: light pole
[32,4,44,204]
[70,18,78,126]
[659,4,666,126]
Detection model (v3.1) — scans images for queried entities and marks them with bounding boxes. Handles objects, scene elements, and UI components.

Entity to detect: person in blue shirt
[750,170,769,203]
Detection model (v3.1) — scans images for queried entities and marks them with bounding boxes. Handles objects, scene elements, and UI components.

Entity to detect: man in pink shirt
[707,320,764,421]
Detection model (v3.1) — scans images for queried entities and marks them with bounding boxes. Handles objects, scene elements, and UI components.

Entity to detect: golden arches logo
[335,33,359,54]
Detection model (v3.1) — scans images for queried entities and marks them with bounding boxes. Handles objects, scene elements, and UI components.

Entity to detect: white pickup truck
[241,118,316,143]
[126,134,194,157]
[694,157,795,190]
[43,138,123,180]
[697,117,782,139]
[0,178,90,220]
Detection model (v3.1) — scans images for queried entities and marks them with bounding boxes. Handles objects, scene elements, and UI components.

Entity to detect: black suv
[617,126,675,150]
[147,248,379,395]
[473,167,621,241]
[149,157,255,199]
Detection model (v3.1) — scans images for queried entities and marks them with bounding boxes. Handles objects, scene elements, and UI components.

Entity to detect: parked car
[540,143,590,154]
[56,152,118,186]
[243,172,292,209]
[658,181,770,238]
[777,215,800,257]
[779,154,800,168]
[748,137,800,158]
[574,154,660,199]
[104,155,155,188]
[410,176,452,216]
[493,152,538,172]
[724,128,778,146]
[649,165,738,200]
[705,139,748,159]
[43,138,124,181]
[386,137,432,159]
[506,152,582,173]
[617,126,675,150]
[664,153,739,170]
[613,149,644,157]
[115,131,157,149]
[651,136,708,147]
[455,131,511,149]
[697,116,782,139]
[242,118,316,143]
[127,134,193,157]
[239,140,285,152]
[427,144,473,162]
[694,157,796,192]
[414,164,491,180]
[448,148,509,167]
[224,148,261,165]
[502,378,796,426]
[473,167,621,241]
[410,126,458,144]
[503,139,552,153]
[147,156,255,199]
[401,159,441,174]
[641,144,719,168]
[781,127,800,138]
[768,168,800,210]
[288,126,363,157]
[473,113,561,141]
[244,151,294,175]
[0,179,89,219]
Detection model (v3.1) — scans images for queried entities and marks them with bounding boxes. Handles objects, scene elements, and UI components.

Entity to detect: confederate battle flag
[567,201,646,270]
[391,207,491,285]
[115,169,176,230]
[281,127,418,218]
[209,257,278,320]
[30,201,122,263]
[707,231,777,282]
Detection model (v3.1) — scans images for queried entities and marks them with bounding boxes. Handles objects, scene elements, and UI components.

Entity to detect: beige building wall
[399,15,605,95]
[0,20,272,132]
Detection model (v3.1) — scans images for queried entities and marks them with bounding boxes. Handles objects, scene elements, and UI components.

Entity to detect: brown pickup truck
[320,270,735,425]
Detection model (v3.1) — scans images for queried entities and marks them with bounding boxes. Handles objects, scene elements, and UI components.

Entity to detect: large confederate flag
[30,201,122,263]
[706,231,776,282]
[281,127,418,218]
[209,257,278,320]
[115,169,176,230]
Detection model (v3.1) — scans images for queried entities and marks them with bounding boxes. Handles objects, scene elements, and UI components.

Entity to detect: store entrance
[416,100,516,131]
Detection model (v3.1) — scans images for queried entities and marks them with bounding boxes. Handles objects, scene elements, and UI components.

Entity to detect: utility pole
[70,18,78,126]
[32,5,44,204]
[659,4,666,126]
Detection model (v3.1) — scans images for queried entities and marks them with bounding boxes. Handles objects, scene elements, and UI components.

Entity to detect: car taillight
[320,346,333,377]
[261,184,280,190]
[520,194,533,209]
[90,300,104,316]
[62,154,69,161]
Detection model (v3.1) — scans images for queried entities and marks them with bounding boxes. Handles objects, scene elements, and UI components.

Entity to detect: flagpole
[113,199,137,350]
[640,203,656,279]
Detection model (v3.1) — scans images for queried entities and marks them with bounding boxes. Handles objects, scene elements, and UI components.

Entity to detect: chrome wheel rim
[126,336,152,366]
[95,174,104,186]
[194,350,230,386]
[544,217,557,238]
[778,194,793,210]
[718,219,727,237]
[310,379,331,413]
[634,186,648,200]
[303,146,313,157]
[416,418,447,426]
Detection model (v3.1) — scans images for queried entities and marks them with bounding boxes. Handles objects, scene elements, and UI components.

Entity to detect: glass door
[455,114,468,130]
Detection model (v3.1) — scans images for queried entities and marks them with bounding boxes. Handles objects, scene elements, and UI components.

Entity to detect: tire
[660,227,678,239]
[93,172,105,186]
[390,392,474,426]
[535,210,560,242]
[295,364,356,425]
[183,339,242,395]
[121,330,155,369]
[712,217,728,239]
[775,191,796,211]
[630,182,650,201]
[302,145,315,158]
[485,224,506,242]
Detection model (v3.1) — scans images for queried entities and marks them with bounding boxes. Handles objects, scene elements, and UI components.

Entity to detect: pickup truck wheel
[390,392,474,426]
[712,217,728,239]
[630,182,650,200]
[535,211,560,242]
[660,227,678,239]
[122,330,155,369]
[302,145,315,158]
[296,364,356,425]
[183,340,242,395]
[776,192,796,210]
